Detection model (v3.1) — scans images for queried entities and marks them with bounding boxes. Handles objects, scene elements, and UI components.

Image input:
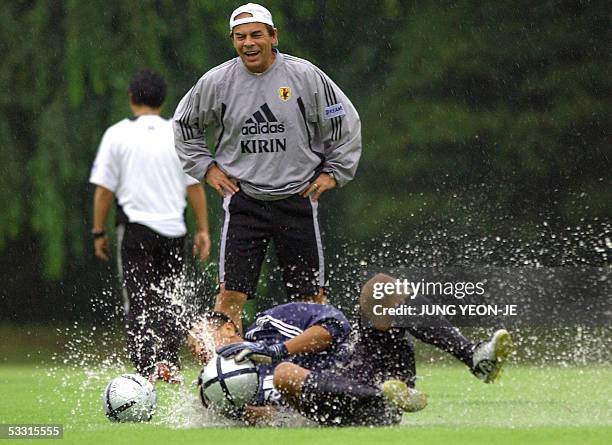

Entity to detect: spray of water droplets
[42,216,610,428]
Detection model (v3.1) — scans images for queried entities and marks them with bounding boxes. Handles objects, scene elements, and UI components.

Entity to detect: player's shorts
[299,369,402,426]
[219,190,325,299]
[116,222,186,373]
[346,326,417,388]
[296,326,416,426]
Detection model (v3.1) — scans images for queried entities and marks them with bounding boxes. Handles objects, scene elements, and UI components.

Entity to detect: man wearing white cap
[174,3,362,329]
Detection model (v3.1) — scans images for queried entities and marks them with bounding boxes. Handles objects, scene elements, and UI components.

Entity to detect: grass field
[0,362,610,445]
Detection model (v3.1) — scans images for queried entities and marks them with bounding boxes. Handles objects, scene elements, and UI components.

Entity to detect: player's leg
[271,362,310,407]
[272,195,325,302]
[273,362,422,426]
[360,273,473,366]
[214,287,247,332]
[360,273,512,382]
[471,329,513,383]
[217,191,271,331]
[118,223,158,376]
[149,234,187,382]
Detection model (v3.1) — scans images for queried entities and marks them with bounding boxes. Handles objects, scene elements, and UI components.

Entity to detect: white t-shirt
[89,115,199,237]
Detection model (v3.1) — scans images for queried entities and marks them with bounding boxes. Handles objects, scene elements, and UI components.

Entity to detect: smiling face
[231,19,277,73]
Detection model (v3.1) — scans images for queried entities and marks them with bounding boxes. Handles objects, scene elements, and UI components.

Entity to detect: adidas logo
[240,103,287,154]
[241,103,286,136]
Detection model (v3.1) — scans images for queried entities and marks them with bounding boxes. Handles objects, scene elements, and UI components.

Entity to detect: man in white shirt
[90,70,211,382]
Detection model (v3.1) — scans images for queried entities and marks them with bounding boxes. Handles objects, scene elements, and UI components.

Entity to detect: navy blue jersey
[245,302,351,405]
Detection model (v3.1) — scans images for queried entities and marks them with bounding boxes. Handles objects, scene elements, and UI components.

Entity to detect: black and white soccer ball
[102,374,156,422]
[198,355,259,410]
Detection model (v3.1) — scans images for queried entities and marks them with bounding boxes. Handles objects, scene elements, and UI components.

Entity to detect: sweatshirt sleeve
[173,80,217,182]
[312,68,362,187]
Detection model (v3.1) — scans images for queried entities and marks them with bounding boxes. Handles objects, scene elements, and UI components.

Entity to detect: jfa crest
[279,87,291,101]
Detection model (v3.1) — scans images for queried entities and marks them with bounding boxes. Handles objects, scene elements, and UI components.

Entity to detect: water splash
[43,215,610,428]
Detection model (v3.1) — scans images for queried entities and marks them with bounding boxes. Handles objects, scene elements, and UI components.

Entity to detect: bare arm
[186,183,211,261]
[92,186,114,261]
[218,323,335,363]
[284,325,333,355]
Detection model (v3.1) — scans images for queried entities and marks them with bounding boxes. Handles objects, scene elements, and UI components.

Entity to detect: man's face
[187,320,243,365]
[231,22,277,73]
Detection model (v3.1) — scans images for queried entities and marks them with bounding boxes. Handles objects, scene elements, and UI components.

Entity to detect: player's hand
[93,236,110,262]
[192,230,211,261]
[206,165,239,198]
[217,341,288,364]
[300,172,336,201]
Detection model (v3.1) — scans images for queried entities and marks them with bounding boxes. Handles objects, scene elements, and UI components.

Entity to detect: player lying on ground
[188,273,513,426]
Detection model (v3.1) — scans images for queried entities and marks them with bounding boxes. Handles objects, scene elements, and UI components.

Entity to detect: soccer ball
[102,374,156,422]
[198,355,259,410]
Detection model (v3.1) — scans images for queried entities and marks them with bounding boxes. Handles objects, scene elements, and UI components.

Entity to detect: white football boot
[471,329,513,383]
[382,380,428,413]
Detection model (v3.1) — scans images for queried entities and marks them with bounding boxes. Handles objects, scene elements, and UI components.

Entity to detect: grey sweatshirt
[173,50,361,200]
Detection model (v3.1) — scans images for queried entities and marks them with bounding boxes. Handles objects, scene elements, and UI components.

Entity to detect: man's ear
[272,28,279,46]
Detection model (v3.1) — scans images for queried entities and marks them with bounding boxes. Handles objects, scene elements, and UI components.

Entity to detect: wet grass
[0,363,609,445]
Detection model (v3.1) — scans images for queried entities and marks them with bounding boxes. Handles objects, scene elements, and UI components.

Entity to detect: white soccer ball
[102,374,156,422]
[198,355,259,410]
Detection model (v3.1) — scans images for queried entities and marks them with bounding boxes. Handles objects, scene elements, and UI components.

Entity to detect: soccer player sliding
[188,273,513,426]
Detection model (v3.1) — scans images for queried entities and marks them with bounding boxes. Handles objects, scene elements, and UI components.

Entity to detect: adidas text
[241,122,286,136]
[241,139,287,154]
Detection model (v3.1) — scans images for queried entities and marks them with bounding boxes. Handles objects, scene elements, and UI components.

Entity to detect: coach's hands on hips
[217,341,289,364]
[206,165,239,198]
[301,172,336,201]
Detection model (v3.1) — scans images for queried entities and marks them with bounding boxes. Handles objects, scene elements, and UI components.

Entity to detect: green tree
[349,0,610,240]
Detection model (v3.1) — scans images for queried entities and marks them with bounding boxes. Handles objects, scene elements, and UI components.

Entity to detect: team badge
[279,87,291,101]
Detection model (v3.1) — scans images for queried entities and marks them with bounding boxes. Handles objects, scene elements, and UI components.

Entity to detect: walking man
[90,70,211,382]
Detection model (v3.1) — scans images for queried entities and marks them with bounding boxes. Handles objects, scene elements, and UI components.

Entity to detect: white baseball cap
[229,3,274,31]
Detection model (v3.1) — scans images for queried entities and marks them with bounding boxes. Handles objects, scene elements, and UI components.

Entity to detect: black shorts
[219,190,325,299]
[116,223,186,373]
[298,327,416,426]
[345,326,417,388]
[300,375,402,426]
